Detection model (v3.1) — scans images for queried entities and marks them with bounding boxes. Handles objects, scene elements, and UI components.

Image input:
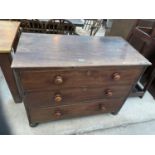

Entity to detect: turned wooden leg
[0,53,22,103]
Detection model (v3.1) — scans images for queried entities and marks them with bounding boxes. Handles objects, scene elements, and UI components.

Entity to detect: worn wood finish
[20,67,143,92]
[29,100,123,123]
[0,21,21,103]
[24,85,131,108]
[12,34,151,126]
[127,20,155,98]
[12,33,150,68]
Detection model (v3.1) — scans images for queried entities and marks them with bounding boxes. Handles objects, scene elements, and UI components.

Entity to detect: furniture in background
[0,19,83,104]
[127,20,155,59]
[127,20,155,98]
[12,19,83,34]
[105,19,155,98]
[105,19,137,39]
[90,19,103,36]
[64,19,84,27]
[41,19,84,27]
[0,21,22,103]
[20,19,76,34]
[148,60,155,98]
[81,19,103,36]
[12,33,150,127]
[45,19,75,34]
[20,19,45,33]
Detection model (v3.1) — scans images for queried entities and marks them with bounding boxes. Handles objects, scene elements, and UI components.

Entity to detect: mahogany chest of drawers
[12,33,151,127]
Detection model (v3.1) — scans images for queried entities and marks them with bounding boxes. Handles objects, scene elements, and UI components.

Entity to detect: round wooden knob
[54,94,62,103]
[54,76,63,85]
[100,105,106,111]
[112,72,121,81]
[105,89,113,97]
[55,111,62,117]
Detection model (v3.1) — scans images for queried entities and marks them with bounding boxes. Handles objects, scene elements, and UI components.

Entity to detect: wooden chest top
[0,21,20,53]
[12,33,151,68]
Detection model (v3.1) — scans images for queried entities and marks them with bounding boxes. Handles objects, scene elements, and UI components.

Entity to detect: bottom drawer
[28,99,123,123]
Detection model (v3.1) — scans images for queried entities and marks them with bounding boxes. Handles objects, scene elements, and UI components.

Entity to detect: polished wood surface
[12,33,150,68]
[0,21,20,53]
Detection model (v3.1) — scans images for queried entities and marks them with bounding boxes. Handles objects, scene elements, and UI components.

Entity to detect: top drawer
[19,66,143,92]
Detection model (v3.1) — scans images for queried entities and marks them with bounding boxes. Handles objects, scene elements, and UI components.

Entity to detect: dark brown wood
[45,19,76,35]
[18,19,76,34]
[54,75,63,85]
[127,20,155,98]
[12,28,21,52]
[19,67,143,92]
[0,21,22,103]
[29,100,123,123]
[12,34,150,126]
[55,111,62,117]
[112,72,121,81]
[144,69,155,93]
[24,85,132,108]
[20,19,45,33]
[105,89,113,97]
[12,33,150,68]
[107,19,138,39]
[12,19,84,33]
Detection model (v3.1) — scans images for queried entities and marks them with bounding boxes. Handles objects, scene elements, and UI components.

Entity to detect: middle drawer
[24,85,131,108]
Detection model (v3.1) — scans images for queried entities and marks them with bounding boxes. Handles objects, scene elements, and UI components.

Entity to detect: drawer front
[20,67,143,92]
[29,100,123,123]
[25,85,131,108]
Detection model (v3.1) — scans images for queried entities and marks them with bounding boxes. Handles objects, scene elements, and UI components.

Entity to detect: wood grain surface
[29,99,122,123]
[12,33,151,68]
[0,21,20,53]
[12,33,151,125]
[24,86,131,108]
[19,67,143,92]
